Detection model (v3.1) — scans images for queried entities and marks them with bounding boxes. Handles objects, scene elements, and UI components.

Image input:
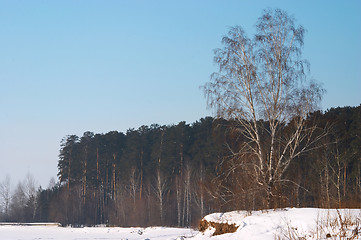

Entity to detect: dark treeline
[53,117,228,227]
[0,105,360,226]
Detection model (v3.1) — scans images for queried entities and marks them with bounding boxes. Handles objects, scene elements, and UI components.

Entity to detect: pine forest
[0,105,360,227]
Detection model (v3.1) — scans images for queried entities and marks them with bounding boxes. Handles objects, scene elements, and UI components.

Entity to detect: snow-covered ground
[0,225,196,240]
[1,208,360,240]
[193,208,361,240]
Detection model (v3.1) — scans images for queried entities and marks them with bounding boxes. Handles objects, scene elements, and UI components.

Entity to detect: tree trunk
[140,149,143,201]
[175,175,182,226]
[155,169,166,225]
[112,153,116,201]
[199,164,205,218]
[183,165,191,226]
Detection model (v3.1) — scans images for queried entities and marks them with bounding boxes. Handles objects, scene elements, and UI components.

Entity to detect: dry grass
[199,219,239,236]
[275,209,361,240]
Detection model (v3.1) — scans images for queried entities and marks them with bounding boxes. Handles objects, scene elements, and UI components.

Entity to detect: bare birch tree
[23,173,39,220]
[182,164,192,226]
[128,167,139,206]
[154,169,167,225]
[175,174,182,226]
[0,175,11,220]
[204,9,325,208]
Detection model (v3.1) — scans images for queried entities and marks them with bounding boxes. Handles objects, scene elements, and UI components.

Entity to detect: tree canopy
[204,8,325,207]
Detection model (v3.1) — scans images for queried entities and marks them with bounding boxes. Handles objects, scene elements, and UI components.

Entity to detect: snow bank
[198,210,248,236]
[203,210,249,225]
[193,208,361,240]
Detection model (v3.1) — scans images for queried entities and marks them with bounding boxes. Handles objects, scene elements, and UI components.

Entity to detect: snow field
[0,208,360,239]
[0,225,197,240]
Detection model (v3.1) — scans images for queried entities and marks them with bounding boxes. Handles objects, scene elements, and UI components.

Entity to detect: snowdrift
[195,208,361,239]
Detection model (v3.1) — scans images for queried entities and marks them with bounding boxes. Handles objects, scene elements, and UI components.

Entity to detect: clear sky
[0,0,360,188]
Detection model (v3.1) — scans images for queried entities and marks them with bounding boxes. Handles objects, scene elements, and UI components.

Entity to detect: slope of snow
[192,208,361,240]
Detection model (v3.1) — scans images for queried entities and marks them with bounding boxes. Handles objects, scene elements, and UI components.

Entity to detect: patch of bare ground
[199,219,238,236]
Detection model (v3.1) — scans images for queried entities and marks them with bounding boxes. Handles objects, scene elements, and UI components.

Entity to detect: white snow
[0,208,359,239]
[193,208,361,240]
[203,210,249,226]
[0,225,197,240]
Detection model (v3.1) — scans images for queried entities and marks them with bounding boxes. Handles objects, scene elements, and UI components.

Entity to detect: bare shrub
[275,219,305,240]
[315,210,360,240]
[275,210,361,240]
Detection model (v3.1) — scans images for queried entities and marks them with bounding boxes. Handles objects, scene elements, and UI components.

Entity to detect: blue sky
[0,0,360,187]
